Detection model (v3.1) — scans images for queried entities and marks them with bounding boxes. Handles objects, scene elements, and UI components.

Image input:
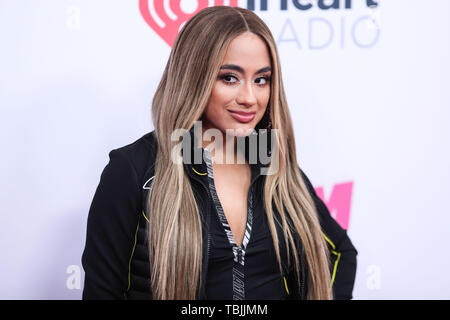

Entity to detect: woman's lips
[228,110,256,123]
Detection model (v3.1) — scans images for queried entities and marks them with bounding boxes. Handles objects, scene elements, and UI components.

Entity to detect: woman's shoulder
[106,130,157,186]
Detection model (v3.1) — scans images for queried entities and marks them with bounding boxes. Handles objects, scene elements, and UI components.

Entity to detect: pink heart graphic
[139,0,239,47]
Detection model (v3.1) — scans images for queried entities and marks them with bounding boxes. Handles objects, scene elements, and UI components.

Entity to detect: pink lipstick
[228,110,256,123]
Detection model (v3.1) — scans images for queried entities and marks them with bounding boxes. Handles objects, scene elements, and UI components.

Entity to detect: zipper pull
[236,246,243,265]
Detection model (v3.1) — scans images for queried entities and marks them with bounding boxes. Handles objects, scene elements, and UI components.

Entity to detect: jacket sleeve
[81,148,141,299]
[299,168,358,300]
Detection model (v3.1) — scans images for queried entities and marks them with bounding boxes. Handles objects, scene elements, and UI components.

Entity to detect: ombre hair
[148,6,332,300]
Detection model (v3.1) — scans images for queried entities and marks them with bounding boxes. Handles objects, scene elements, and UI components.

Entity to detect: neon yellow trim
[330,250,341,286]
[142,210,149,223]
[127,220,140,292]
[322,232,336,250]
[322,232,340,288]
[283,276,290,295]
[192,168,207,176]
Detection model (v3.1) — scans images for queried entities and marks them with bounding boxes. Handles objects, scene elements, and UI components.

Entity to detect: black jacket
[81,129,357,300]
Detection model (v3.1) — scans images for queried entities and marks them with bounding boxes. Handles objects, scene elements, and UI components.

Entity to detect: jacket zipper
[190,169,308,300]
[236,245,243,264]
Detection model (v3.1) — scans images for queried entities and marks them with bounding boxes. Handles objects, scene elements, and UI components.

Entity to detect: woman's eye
[220,74,238,84]
[220,74,271,85]
[256,75,271,85]
[256,77,267,85]
[219,74,238,85]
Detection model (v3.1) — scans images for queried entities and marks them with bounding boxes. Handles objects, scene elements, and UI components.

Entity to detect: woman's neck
[197,127,248,166]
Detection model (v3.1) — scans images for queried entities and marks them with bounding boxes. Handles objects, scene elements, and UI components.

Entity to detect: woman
[82,6,357,300]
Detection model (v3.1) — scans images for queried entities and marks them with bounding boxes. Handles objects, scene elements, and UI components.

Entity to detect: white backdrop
[1,0,449,299]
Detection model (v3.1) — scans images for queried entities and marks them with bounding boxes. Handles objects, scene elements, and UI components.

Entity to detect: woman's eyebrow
[220,64,272,74]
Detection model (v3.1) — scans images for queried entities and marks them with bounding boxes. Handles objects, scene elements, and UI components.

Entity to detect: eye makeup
[218,73,272,86]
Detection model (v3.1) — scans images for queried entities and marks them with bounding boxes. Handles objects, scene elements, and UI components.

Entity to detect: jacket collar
[182,125,273,185]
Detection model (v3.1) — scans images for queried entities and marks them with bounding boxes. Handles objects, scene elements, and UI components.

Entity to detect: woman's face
[202,31,272,137]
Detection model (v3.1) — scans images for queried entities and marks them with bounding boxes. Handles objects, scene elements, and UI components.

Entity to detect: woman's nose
[236,80,257,106]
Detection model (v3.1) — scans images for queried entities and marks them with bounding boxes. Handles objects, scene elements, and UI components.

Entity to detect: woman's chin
[225,125,256,137]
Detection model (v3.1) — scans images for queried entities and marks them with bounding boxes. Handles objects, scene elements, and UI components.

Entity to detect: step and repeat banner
[1,0,449,299]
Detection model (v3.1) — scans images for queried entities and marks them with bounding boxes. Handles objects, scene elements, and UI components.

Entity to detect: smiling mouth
[228,110,256,123]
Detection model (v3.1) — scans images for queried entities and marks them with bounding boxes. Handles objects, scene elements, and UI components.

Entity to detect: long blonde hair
[147,6,332,300]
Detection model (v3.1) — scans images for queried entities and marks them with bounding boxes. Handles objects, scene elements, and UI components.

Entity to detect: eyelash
[219,73,272,86]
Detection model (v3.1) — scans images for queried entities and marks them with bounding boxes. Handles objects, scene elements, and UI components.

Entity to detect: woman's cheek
[210,87,227,106]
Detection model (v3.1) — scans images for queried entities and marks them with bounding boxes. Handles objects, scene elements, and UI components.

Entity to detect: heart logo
[139,0,239,47]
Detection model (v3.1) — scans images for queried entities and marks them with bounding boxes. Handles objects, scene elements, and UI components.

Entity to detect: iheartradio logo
[139,0,239,47]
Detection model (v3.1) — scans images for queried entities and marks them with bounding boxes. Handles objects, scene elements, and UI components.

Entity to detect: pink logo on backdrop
[139,0,239,47]
[315,181,354,230]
